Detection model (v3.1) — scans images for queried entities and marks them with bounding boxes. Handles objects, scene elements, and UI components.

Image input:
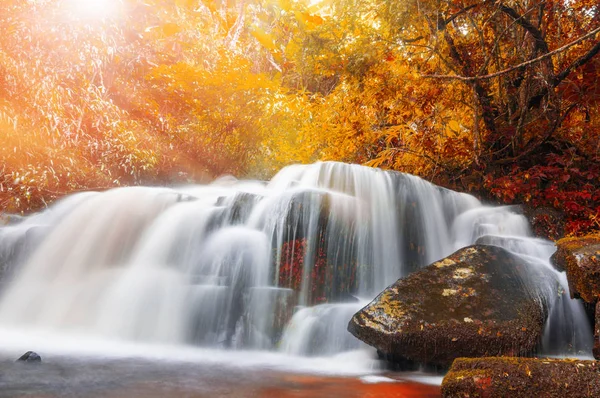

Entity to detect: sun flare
[67,0,121,20]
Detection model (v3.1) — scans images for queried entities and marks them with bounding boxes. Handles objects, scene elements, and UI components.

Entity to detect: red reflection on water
[258,374,440,398]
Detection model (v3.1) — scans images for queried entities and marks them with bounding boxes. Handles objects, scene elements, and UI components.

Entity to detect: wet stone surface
[442,357,600,398]
[348,245,552,367]
[552,234,600,302]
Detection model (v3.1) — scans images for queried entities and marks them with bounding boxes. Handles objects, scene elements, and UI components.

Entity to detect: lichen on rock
[552,234,600,303]
[348,245,554,367]
[442,357,600,398]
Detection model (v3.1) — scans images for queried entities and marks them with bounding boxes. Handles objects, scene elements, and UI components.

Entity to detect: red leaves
[278,236,357,305]
[485,152,600,236]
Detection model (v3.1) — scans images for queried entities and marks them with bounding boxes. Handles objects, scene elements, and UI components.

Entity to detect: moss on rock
[348,245,553,367]
[442,357,600,397]
[552,234,600,303]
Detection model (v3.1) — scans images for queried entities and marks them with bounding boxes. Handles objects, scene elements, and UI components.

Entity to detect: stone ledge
[442,357,600,398]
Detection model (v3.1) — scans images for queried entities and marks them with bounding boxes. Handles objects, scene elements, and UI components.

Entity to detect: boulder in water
[442,357,600,398]
[16,351,41,362]
[348,245,550,367]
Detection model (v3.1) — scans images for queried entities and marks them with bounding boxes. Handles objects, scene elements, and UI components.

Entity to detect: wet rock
[552,234,600,360]
[348,245,551,367]
[246,287,297,346]
[596,302,600,359]
[442,357,600,398]
[0,214,26,226]
[215,192,262,225]
[0,226,48,281]
[551,234,600,302]
[16,351,41,362]
[475,235,555,259]
[282,190,330,242]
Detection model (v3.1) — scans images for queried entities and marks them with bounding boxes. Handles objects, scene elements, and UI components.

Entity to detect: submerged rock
[442,357,600,398]
[16,351,41,362]
[348,245,551,367]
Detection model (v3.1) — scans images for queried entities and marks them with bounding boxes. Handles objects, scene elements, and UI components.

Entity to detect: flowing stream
[0,162,592,390]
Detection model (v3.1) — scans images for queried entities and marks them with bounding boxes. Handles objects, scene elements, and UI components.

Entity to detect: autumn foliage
[1,0,599,235]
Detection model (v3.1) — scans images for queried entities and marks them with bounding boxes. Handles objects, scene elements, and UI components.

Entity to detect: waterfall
[0,162,592,362]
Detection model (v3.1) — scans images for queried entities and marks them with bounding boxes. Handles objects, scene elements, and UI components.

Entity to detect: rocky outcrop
[0,225,48,281]
[442,357,600,398]
[552,235,600,302]
[552,234,600,358]
[348,245,552,367]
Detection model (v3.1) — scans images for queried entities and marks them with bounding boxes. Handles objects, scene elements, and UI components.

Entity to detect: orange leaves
[0,0,292,212]
[144,23,182,39]
[448,120,461,133]
[294,11,324,30]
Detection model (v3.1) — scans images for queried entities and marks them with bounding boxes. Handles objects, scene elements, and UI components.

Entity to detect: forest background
[1,0,599,235]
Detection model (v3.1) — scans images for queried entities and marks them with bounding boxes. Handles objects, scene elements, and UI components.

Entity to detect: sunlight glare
[67,0,120,20]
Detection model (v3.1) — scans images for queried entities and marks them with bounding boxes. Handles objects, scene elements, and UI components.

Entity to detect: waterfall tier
[0,162,591,360]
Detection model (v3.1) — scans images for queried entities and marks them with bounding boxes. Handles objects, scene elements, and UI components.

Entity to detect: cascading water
[0,162,592,368]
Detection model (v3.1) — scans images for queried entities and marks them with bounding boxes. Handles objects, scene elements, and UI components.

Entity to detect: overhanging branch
[423,25,600,81]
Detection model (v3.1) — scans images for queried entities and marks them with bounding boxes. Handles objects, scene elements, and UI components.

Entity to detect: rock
[442,357,600,398]
[0,214,26,226]
[595,302,600,360]
[348,245,551,367]
[551,234,600,302]
[16,351,41,362]
[0,225,49,281]
[552,234,600,359]
[215,192,262,225]
[475,235,555,259]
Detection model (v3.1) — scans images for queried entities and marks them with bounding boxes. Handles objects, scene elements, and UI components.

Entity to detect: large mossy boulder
[442,357,600,398]
[348,245,551,367]
[552,234,600,303]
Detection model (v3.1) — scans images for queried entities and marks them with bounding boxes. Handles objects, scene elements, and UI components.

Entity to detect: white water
[0,161,592,372]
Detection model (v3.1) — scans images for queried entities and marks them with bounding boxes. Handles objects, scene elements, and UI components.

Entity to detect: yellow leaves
[174,0,198,9]
[448,120,461,132]
[201,0,218,14]
[307,0,334,13]
[144,23,182,39]
[294,11,324,30]
[277,0,293,12]
[250,26,278,51]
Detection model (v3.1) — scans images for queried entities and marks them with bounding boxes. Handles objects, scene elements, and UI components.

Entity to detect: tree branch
[495,2,549,53]
[442,3,481,27]
[423,24,600,81]
[494,102,578,165]
[399,35,424,43]
[555,39,600,85]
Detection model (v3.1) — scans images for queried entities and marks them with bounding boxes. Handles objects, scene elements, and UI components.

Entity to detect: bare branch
[495,2,549,53]
[555,39,600,85]
[442,3,481,27]
[423,25,600,81]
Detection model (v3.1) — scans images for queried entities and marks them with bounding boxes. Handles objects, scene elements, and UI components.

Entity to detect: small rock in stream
[16,351,42,362]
